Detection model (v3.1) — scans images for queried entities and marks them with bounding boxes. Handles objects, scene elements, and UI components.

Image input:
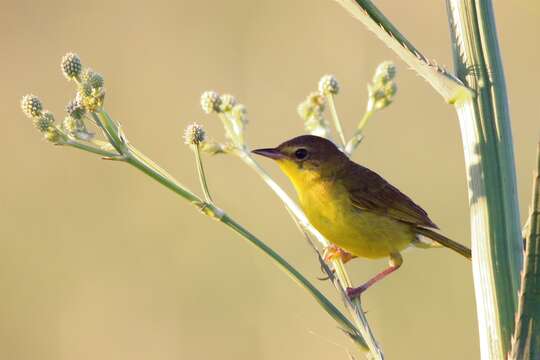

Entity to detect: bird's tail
[415,227,471,260]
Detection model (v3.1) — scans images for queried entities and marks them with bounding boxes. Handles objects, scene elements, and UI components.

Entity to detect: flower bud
[231,104,248,126]
[62,116,78,133]
[66,98,86,120]
[219,94,237,112]
[183,122,206,145]
[318,74,340,95]
[200,91,221,114]
[373,61,396,84]
[366,61,398,112]
[297,92,330,138]
[61,52,82,80]
[368,81,398,111]
[77,89,105,112]
[81,69,104,90]
[297,92,325,121]
[21,94,43,118]
[33,111,55,132]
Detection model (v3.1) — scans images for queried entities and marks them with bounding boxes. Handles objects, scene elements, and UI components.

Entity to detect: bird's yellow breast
[278,160,415,259]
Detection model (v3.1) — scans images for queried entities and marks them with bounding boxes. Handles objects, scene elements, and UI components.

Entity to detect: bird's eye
[294,148,308,160]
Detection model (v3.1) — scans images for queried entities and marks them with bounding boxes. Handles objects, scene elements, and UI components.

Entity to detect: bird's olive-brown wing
[342,162,438,229]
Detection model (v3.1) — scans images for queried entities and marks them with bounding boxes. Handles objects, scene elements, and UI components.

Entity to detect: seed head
[62,116,78,133]
[384,82,397,98]
[61,52,82,80]
[33,111,55,132]
[231,104,248,126]
[297,92,325,121]
[368,81,398,111]
[373,61,396,84]
[183,122,206,145]
[307,92,326,108]
[219,94,238,112]
[66,98,86,119]
[81,69,105,90]
[200,91,221,114]
[318,74,340,95]
[21,94,43,118]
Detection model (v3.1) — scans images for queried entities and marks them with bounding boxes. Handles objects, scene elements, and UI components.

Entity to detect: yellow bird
[253,135,471,298]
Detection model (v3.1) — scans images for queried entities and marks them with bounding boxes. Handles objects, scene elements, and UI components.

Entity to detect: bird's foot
[323,244,356,264]
[346,285,368,300]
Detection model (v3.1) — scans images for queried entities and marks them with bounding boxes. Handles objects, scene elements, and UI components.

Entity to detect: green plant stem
[446,1,522,358]
[327,95,347,148]
[335,0,470,103]
[193,144,214,203]
[65,139,120,158]
[345,110,374,155]
[510,143,540,360]
[218,112,243,146]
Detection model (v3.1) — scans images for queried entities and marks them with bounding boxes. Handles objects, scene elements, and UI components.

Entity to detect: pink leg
[346,253,403,299]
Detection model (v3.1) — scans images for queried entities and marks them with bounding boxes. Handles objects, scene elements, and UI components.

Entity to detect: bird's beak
[251,147,284,160]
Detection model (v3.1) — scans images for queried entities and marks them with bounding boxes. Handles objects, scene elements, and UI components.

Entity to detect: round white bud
[61,53,82,80]
[183,122,206,145]
[21,94,43,118]
[318,74,340,95]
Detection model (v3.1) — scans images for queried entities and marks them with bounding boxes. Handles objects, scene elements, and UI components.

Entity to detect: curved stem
[193,144,214,203]
[345,110,374,155]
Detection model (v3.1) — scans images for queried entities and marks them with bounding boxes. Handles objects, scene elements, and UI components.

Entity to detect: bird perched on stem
[253,135,471,298]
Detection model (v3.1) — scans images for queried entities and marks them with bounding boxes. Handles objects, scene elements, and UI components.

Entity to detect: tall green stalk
[446,1,523,357]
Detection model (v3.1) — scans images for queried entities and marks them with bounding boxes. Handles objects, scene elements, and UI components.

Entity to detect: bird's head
[252,135,348,183]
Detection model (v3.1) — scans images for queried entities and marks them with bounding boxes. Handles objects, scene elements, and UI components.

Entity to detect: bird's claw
[323,244,356,264]
[346,285,367,300]
[317,269,336,281]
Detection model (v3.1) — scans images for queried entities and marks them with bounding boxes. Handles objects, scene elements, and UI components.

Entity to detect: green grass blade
[335,0,471,103]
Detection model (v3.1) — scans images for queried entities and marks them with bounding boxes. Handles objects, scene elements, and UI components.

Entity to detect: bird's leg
[323,244,357,264]
[346,252,403,299]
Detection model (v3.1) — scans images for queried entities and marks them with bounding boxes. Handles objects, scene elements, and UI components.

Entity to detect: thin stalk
[91,112,126,154]
[327,95,347,148]
[193,144,213,203]
[218,113,243,146]
[509,143,540,360]
[65,139,120,158]
[221,212,367,348]
[345,110,374,155]
[446,1,522,358]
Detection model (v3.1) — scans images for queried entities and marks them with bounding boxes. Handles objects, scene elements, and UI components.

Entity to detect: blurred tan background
[1,0,539,359]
